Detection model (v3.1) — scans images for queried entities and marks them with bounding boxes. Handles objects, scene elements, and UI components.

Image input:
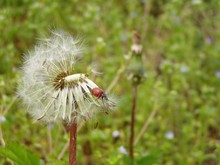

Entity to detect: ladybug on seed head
[92,87,107,99]
[91,87,116,111]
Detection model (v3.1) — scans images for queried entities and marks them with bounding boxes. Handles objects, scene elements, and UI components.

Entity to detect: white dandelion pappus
[18,31,115,123]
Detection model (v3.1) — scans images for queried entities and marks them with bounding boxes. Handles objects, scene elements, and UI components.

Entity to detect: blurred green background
[0,0,220,164]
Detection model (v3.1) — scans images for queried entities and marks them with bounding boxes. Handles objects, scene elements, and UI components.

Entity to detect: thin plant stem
[134,91,158,145]
[47,126,53,153]
[0,124,5,147]
[129,86,137,161]
[106,54,132,94]
[134,102,157,145]
[69,122,77,165]
[0,96,17,147]
[58,141,69,160]
[3,96,18,116]
[106,66,126,93]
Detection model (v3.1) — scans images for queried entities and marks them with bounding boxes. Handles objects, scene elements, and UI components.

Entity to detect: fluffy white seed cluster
[18,31,114,123]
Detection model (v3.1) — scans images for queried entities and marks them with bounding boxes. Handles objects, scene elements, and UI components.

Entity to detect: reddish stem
[69,122,77,165]
[129,86,137,161]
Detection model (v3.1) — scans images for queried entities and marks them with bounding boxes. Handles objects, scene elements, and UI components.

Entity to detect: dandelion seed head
[18,31,115,124]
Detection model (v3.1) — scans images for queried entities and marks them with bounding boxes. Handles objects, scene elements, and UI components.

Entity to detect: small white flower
[205,37,213,44]
[96,37,103,43]
[215,71,220,78]
[165,131,174,140]
[123,54,130,60]
[140,0,147,4]
[192,0,202,4]
[130,11,137,18]
[119,146,128,155]
[112,130,120,138]
[0,115,6,123]
[18,31,115,123]
[121,34,127,42]
[180,66,188,73]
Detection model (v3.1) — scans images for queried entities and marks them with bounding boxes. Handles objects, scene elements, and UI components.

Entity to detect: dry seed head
[18,31,115,123]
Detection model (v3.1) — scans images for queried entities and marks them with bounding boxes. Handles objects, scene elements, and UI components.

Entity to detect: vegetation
[0,0,220,164]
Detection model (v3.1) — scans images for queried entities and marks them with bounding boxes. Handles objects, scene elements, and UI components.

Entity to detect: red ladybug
[92,87,107,99]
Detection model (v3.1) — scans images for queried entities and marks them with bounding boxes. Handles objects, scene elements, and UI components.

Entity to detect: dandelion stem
[129,86,137,161]
[69,122,77,165]
[58,122,85,160]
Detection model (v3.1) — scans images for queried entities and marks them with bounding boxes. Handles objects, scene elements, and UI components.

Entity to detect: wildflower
[215,71,220,78]
[205,37,213,44]
[121,34,127,42]
[140,0,147,4]
[112,130,120,138]
[123,54,130,60]
[130,11,137,18]
[165,131,174,140]
[96,37,103,43]
[119,146,128,155]
[18,31,115,124]
[0,115,6,123]
[192,0,202,4]
[180,66,188,73]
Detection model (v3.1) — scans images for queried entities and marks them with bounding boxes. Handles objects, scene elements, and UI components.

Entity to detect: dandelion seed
[18,31,115,124]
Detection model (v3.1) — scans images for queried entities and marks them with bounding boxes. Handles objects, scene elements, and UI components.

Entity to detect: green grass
[0,0,220,164]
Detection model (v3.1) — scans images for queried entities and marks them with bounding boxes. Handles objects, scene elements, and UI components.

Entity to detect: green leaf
[47,160,67,165]
[137,153,159,165]
[123,156,133,165]
[0,143,41,165]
